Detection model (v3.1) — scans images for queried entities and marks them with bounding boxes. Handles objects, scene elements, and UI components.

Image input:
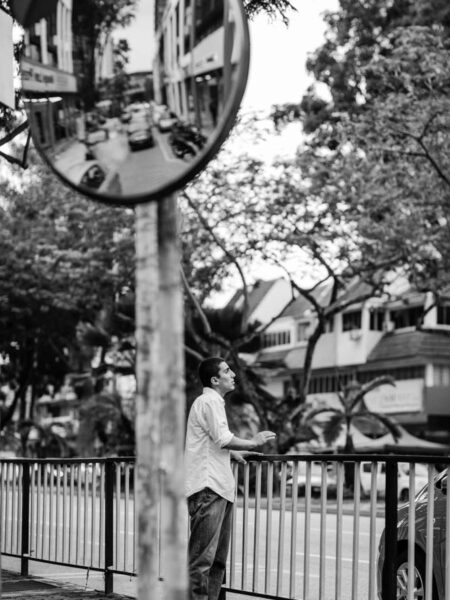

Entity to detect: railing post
[382,459,398,600]
[104,460,114,595]
[21,462,30,576]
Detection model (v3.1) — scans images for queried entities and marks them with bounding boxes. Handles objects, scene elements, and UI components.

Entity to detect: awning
[11,0,58,27]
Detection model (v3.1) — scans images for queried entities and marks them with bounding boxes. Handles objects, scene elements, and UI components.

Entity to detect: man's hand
[251,431,277,448]
[230,450,263,464]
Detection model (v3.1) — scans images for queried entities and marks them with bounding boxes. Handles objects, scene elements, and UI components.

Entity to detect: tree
[302,376,401,489]
[77,390,135,457]
[303,377,400,453]
[72,0,138,109]
[0,150,135,431]
[276,0,450,294]
[180,120,403,425]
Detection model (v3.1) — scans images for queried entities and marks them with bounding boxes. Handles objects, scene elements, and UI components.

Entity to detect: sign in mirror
[19,0,249,205]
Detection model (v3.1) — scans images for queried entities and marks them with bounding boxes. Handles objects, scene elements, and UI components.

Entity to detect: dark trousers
[188,488,233,600]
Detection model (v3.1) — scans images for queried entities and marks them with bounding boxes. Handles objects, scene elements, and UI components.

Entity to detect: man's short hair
[198,357,225,388]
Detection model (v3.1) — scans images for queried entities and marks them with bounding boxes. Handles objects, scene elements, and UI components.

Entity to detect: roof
[226,279,281,317]
[255,348,291,367]
[279,281,331,319]
[367,329,450,365]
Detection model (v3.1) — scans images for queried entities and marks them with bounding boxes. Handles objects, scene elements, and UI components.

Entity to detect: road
[2,486,386,599]
[94,125,192,196]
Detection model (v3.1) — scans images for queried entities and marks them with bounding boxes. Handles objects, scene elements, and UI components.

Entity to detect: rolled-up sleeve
[202,398,234,448]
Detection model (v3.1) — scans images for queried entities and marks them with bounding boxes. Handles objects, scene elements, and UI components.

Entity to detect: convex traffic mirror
[17,0,250,205]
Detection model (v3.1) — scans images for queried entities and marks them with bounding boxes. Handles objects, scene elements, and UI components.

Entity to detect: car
[360,461,429,502]
[157,109,179,132]
[66,160,122,195]
[377,469,447,600]
[286,461,337,497]
[127,117,154,151]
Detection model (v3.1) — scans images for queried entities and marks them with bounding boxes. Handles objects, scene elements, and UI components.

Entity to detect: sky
[242,0,338,111]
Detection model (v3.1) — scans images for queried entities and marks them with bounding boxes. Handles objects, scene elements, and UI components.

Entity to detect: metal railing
[0,457,136,594]
[226,454,450,600]
[1,454,449,599]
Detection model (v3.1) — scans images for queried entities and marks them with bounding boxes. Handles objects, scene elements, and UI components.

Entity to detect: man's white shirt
[185,387,235,502]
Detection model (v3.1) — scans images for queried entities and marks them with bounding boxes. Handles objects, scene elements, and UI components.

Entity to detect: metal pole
[104,460,114,595]
[157,195,188,599]
[135,201,162,598]
[382,460,398,600]
[21,463,30,577]
[135,196,187,600]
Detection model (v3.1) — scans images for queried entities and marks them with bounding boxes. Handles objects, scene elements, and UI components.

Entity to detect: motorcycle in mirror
[16,0,250,206]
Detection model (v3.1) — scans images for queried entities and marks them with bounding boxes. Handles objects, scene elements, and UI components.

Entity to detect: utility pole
[135,197,187,599]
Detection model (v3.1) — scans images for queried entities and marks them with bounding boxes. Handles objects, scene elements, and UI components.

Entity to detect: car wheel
[394,549,436,600]
[399,488,409,502]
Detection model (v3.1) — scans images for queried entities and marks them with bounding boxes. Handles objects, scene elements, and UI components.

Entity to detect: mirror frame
[19,0,250,207]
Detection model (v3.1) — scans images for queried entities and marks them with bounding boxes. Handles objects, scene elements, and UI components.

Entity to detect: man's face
[213,362,236,396]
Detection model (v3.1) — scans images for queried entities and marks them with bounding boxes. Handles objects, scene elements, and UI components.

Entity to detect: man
[185,356,276,600]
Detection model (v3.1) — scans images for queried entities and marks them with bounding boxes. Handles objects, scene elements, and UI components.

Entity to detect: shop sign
[307,379,423,415]
[21,60,77,94]
[364,379,423,414]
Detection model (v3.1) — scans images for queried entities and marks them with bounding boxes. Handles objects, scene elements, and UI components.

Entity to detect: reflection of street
[118,128,188,196]
[54,118,194,198]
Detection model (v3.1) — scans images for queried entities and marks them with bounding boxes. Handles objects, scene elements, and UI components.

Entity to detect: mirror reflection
[20,0,249,203]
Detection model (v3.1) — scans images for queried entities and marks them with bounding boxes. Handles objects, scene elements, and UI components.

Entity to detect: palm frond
[350,376,395,412]
[336,392,346,410]
[322,414,345,446]
[302,406,342,424]
[357,410,401,441]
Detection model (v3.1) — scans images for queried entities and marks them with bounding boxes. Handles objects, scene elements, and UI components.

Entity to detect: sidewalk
[1,570,134,600]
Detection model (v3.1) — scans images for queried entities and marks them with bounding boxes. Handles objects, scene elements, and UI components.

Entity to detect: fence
[0,457,135,594]
[1,454,449,599]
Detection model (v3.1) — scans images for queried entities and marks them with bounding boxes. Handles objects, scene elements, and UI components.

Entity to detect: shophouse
[21,0,116,150]
[153,0,242,132]
[21,0,78,149]
[243,276,450,441]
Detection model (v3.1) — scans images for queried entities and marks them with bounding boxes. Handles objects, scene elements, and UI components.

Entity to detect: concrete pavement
[1,570,134,599]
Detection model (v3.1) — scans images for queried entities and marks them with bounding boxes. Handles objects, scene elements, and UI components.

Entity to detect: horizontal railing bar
[223,587,291,599]
[0,457,135,464]
[233,453,450,464]
[0,554,135,575]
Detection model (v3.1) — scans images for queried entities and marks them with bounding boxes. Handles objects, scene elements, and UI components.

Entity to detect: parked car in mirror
[157,109,179,132]
[127,117,154,151]
[66,160,122,195]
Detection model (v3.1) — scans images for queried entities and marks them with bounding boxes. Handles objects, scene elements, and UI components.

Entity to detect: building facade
[21,0,78,149]
[153,0,241,133]
[249,277,450,441]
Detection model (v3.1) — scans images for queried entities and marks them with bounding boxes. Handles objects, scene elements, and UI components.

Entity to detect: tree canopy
[0,150,134,427]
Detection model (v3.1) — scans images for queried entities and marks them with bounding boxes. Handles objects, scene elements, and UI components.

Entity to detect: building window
[342,310,362,332]
[437,305,450,325]
[390,306,424,329]
[307,366,424,395]
[262,330,291,348]
[434,365,450,386]
[297,322,310,342]
[369,308,384,331]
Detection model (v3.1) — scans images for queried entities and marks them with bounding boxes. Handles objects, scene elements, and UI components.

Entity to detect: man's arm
[224,430,276,451]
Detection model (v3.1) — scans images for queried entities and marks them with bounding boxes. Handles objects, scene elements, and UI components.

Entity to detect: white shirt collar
[202,386,225,404]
